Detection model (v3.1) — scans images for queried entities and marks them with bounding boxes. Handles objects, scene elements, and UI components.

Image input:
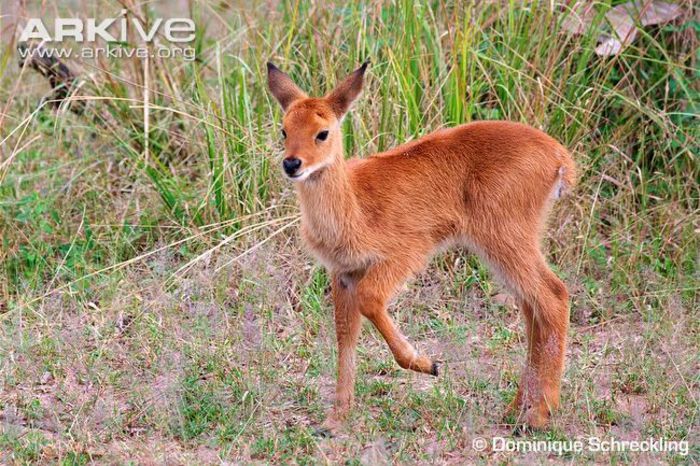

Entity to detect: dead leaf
[639,1,682,25]
[561,1,685,56]
[596,3,639,56]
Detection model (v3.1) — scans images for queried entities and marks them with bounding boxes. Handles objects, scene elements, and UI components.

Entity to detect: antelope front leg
[323,273,362,430]
[357,263,437,376]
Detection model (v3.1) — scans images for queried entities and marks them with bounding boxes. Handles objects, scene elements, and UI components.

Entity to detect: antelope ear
[326,61,369,119]
[267,62,307,111]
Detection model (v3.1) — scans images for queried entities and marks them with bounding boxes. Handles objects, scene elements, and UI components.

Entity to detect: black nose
[283,157,302,175]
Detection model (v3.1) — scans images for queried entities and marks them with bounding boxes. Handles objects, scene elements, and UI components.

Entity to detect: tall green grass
[0,0,696,305]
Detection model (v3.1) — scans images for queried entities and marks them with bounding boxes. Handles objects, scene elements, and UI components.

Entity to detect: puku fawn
[267,61,575,430]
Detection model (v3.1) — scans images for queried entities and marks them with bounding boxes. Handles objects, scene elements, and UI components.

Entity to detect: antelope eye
[281,129,287,139]
[316,130,329,141]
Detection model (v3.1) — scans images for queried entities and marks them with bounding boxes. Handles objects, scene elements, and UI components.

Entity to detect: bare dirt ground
[2,243,696,464]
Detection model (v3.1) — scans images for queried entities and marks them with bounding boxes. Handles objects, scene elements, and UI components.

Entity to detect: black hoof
[431,362,439,377]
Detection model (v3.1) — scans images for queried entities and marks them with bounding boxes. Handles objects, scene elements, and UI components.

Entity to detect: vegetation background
[0,0,697,463]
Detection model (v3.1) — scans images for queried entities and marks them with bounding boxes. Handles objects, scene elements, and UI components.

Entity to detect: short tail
[552,146,577,199]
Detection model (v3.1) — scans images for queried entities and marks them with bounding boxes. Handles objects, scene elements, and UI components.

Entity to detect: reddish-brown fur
[267,62,576,430]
